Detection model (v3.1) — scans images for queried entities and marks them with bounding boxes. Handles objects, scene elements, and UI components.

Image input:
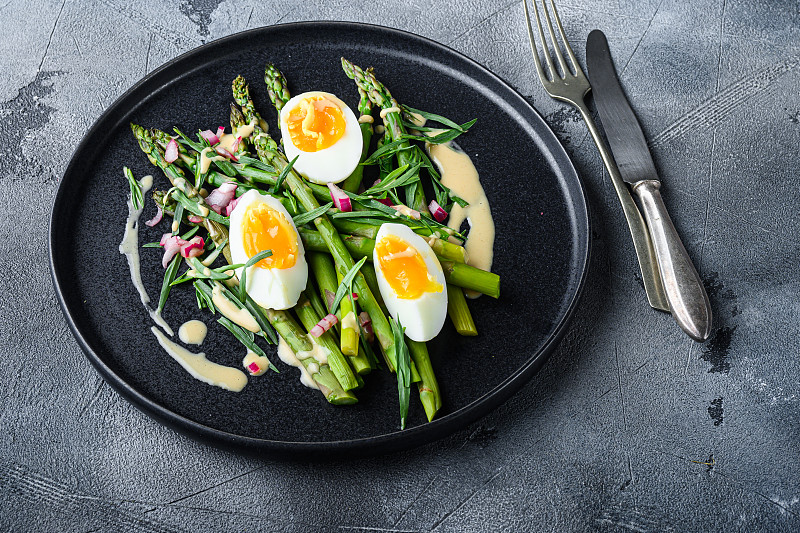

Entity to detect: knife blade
[586,29,713,342]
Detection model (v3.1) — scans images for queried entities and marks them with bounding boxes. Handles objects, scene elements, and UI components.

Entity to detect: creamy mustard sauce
[242,350,271,376]
[211,282,260,333]
[407,111,426,126]
[341,311,358,332]
[297,335,330,365]
[199,147,226,174]
[199,121,258,173]
[379,106,401,119]
[119,175,174,336]
[374,125,385,135]
[178,320,207,345]
[427,136,495,298]
[151,326,247,392]
[358,115,374,124]
[276,337,318,389]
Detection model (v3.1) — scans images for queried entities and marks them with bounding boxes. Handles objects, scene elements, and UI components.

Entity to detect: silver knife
[586,29,712,342]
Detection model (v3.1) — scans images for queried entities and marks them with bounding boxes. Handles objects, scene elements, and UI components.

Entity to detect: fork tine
[540,0,571,78]
[549,0,581,76]
[529,0,559,81]
[521,0,550,83]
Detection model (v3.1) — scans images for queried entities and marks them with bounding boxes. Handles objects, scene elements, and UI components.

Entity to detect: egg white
[373,223,448,342]
[279,91,363,185]
[228,189,308,310]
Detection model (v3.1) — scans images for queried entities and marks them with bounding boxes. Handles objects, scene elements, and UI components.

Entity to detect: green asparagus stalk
[308,252,373,374]
[360,262,385,310]
[296,228,499,297]
[336,268,360,356]
[304,276,329,322]
[293,294,360,390]
[232,75,401,373]
[341,83,374,193]
[264,63,291,112]
[447,284,477,336]
[408,340,441,421]
[264,308,357,404]
[341,58,427,212]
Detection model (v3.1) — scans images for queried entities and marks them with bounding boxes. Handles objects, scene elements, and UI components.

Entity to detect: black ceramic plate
[50,22,589,456]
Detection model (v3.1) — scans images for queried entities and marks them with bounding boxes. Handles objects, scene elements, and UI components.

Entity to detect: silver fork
[522,0,669,312]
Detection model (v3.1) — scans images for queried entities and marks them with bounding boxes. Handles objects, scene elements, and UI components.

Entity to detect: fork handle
[632,180,712,341]
[574,103,669,312]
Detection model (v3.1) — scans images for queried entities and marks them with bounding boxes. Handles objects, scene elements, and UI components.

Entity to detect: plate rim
[49,20,591,457]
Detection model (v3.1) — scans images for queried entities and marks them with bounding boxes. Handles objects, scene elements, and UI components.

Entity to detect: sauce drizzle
[119,175,174,335]
[427,137,495,298]
[151,326,247,392]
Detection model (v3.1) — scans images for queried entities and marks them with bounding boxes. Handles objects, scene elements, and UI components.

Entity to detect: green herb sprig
[391,317,411,430]
[124,167,143,210]
[330,256,368,315]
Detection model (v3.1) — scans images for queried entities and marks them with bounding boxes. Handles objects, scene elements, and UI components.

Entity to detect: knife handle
[632,180,712,341]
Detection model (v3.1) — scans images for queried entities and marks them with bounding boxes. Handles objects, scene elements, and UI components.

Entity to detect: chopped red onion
[144,204,163,227]
[327,182,352,212]
[247,361,261,374]
[205,182,238,214]
[214,145,238,162]
[392,204,421,220]
[376,197,393,207]
[160,234,187,268]
[324,289,335,311]
[225,196,241,217]
[230,135,242,154]
[187,215,203,224]
[216,126,225,139]
[164,138,179,163]
[358,311,374,343]
[200,129,219,145]
[310,313,338,337]
[428,200,448,222]
[180,236,205,258]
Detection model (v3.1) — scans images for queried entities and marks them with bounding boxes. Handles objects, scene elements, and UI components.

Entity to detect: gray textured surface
[1,0,798,531]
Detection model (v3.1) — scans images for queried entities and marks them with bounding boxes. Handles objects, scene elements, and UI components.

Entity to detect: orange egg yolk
[375,235,443,299]
[285,96,346,152]
[241,202,298,269]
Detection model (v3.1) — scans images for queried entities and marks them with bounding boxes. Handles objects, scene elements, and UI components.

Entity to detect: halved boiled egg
[279,91,363,185]
[373,223,448,342]
[229,189,308,310]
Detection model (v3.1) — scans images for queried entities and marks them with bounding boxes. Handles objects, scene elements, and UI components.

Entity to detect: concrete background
[2,0,799,531]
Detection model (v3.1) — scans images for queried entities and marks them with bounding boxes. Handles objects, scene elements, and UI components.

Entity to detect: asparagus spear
[341,58,427,212]
[264,308,357,404]
[232,75,401,373]
[131,123,356,404]
[308,252,373,374]
[408,340,441,421]
[447,284,477,336]
[264,63,291,112]
[296,228,500,298]
[336,268,360,356]
[293,293,360,390]
[341,82,374,193]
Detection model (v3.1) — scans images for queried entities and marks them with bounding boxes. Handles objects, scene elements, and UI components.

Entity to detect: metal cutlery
[585,29,711,341]
[521,0,670,314]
